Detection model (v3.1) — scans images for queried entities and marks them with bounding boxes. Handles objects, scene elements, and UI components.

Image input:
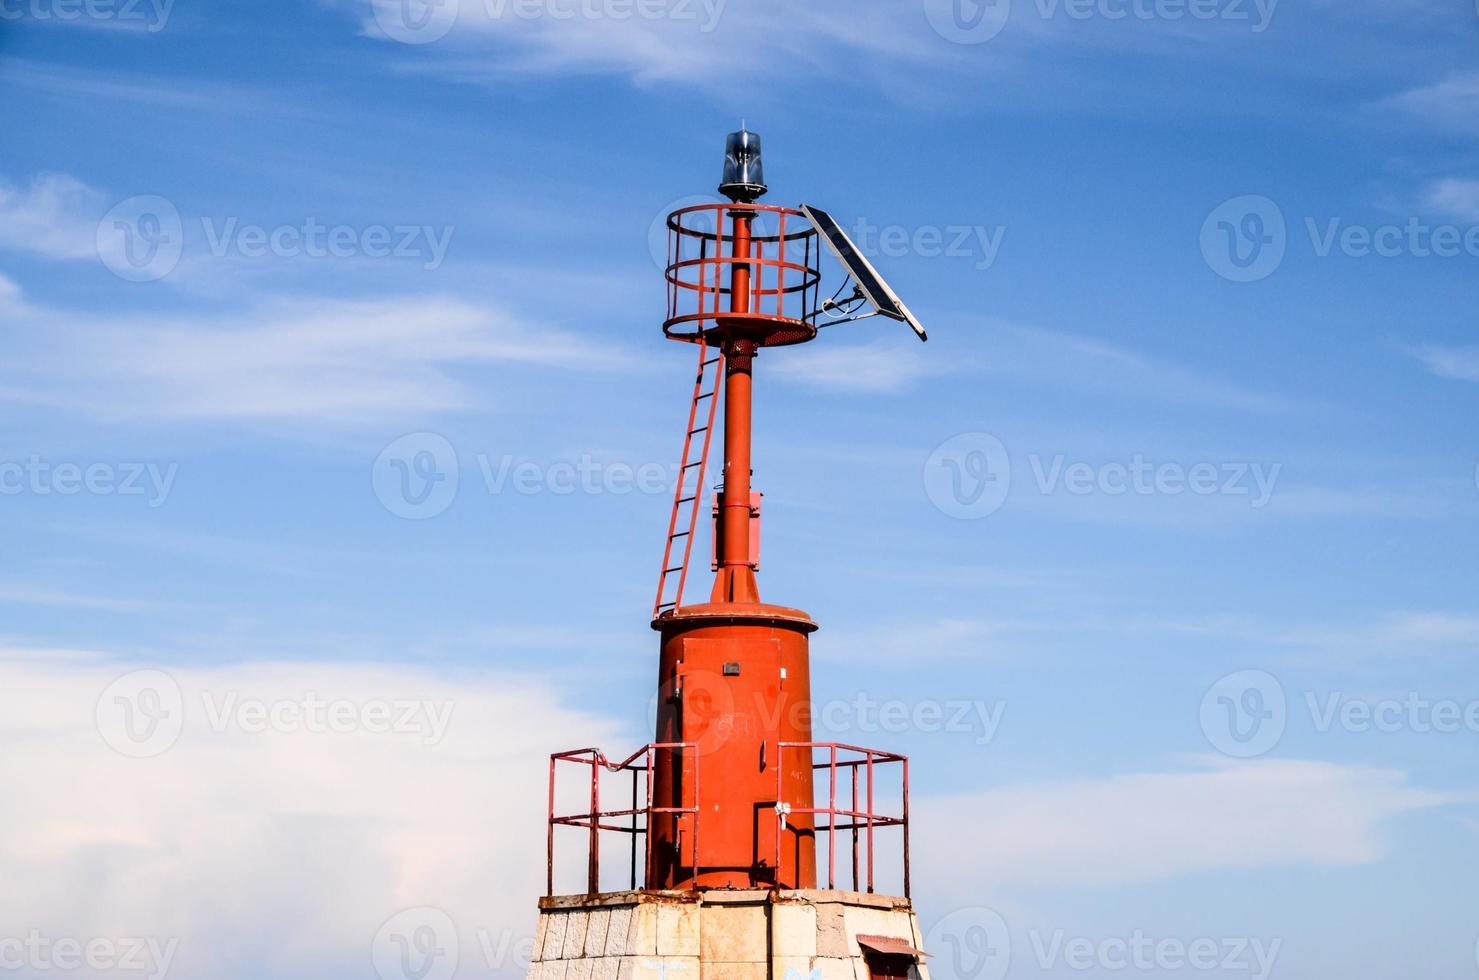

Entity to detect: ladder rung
[702,357,721,366]
[689,426,707,435]
[669,531,690,539]
[682,461,703,470]
[696,393,713,401]
[664,566,684,573]
[657,602,677,610]
[677,496,696,504]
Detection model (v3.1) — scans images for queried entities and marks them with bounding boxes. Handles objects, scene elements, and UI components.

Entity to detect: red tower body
[646,191,829,891]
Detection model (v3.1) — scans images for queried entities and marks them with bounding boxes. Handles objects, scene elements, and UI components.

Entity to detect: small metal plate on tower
[801,204,928,342]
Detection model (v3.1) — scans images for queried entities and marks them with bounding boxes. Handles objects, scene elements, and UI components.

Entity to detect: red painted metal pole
[588,756,599,894]
[828,744,837,889]
[547,756,556,896]
[690,741,701,884]
[645,749,655,887]
[851,765,859,891]
[866,752,875,894]
[712,209,759,604]
[630,767,639,890]
[902,756,912,899]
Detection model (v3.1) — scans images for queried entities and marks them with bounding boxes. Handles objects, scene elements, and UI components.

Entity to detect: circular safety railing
[663,202,822,348]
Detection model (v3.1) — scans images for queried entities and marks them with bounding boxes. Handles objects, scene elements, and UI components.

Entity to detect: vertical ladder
[653,341,724,619]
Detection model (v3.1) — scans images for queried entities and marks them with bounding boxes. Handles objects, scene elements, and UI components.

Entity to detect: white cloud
[1379,612,1479,644]
[0,642,106,661]
[0,173,107,261]
[1413,343,1479,382]
[771,339,949,394]
[352,0,1428,93]
[3,291,611,423]
[1380,72,1479,135]
[0,584,192,614]
[772,321,1286,406]
[358,0,950,89]
[1423,177,1479,222]
[814,617,1046,663]
[1251,610,1479,662]
[0,272,25,314]
[0,657,1461,975]
[0,658,630,979]
[3,57,320,116]
[0,170,632,426]
[983,320,1293,413]
[915,758,1456,893]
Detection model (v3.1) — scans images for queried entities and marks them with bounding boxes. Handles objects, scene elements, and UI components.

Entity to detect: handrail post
[547,755,557,896]
[645,747,655,889]
[828,744,837,890]
[865,751,875,894]
[850,763,859,892]
[901,755,911,899]
[690,740,700,884]
[588,754,600,894]
[774,740,783,879]
[630,765,639,890]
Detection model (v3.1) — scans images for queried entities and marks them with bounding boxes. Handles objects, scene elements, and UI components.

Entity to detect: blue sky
[2,1,1479,978]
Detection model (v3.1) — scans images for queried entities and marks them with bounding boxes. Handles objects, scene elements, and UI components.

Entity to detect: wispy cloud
[0,57,316,116]
[358,0,940,87]
[815,617,1043,663]
[0,642,107,662]
[820,608,1479,666]
[0,584,192,614]
[0,278,619,424]
[1413,343,1479,383]
[917,758,1457,892]
[985,320,1294,413]
[0,173,107,262]
[1423,177,1479,222]
[771,339,952,393]
[1378,71,1479,135]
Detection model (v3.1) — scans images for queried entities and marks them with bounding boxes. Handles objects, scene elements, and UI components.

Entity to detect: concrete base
[526,890,928,980]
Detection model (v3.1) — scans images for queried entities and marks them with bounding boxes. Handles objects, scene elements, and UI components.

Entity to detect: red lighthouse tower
[536,132,929,980]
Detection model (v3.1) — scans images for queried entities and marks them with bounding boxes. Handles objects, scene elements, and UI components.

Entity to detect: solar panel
[801,203,928,342]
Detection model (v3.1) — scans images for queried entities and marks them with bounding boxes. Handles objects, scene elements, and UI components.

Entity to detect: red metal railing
[663,202,822,347]
[775,742,910,897]
[549,740,909,897]
[547,743,698,896]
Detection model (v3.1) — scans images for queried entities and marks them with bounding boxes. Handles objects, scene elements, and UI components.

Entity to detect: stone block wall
[526,890,928,980]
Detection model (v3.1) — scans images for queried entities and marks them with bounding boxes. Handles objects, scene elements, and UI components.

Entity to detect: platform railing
[547,743,697,896]
[663,202,822,345]
[774,741,910,897]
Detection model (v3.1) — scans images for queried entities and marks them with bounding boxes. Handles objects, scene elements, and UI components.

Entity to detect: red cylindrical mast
[713,210,759,604]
